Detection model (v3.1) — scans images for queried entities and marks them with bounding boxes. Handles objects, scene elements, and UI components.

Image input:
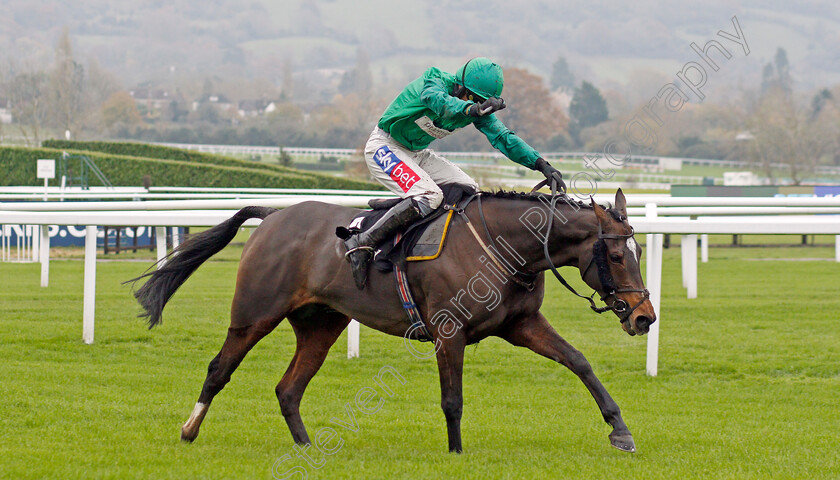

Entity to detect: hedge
[41,139,305,175]
[0,146,380,190]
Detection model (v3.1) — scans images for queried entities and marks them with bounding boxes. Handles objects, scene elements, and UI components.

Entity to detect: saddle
[337,184,473,272]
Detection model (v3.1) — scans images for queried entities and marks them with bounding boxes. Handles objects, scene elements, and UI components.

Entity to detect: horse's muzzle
[634,314,655,334]
[622,309,656,336]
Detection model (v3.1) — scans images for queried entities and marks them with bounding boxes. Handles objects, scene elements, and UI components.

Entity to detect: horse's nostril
[636,315,653,330]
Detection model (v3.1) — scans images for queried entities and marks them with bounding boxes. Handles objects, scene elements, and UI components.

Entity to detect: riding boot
[344,198,423,289]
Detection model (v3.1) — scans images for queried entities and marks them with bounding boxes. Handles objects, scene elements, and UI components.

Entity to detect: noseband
[536,178,650,324]
[583,227,651,322]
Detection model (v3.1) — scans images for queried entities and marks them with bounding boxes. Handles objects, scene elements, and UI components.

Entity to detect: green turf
[1,243,839,479]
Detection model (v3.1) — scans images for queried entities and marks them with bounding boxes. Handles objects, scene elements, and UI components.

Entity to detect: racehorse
[129,187,656,453]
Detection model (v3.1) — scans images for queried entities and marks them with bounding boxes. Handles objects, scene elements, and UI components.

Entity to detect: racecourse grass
[1,243,839,479]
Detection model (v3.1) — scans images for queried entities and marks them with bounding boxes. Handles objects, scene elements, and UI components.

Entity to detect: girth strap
[393,233,433,342]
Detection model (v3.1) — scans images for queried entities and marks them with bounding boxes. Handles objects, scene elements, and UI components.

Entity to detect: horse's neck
[480,196,597,273]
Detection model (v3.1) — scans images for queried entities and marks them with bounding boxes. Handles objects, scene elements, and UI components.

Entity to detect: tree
[811,88,833,120]
[8,71,50,145]
[100,91,142,130]
[277,146,293,167]
[281,57,294,100]
[195,102,220,124]
[338,48,373,98]
[167,99,189,123]
[49,27,86,135]
[569,81,609,143]
[266,103,305,131]
[498,68,569,149]
[202,78,215,97]
[760,63,775,94]
[549,56,575,91]
[761,47,793,96]
[774,47,793,94]
[747,89,836,184]
[85,58,121,109]
[265,102,306,145]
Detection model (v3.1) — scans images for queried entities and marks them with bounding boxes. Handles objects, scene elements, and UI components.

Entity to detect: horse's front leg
[500,312,636,453]
[434,335,466,453]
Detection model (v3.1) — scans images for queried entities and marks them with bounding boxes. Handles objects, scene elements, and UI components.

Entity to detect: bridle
[578,225,651,321]
[456,177,650,325]
[534,178,650,325]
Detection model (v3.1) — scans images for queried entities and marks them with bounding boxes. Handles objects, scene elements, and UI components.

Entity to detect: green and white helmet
[455,57,504,100]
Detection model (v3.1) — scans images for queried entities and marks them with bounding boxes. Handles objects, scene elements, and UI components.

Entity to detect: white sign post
[36,159,56,202]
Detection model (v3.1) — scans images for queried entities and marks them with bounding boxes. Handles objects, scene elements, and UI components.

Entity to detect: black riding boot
[344,198,423,289]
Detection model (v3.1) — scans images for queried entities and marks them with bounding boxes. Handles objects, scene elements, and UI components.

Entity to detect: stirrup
[344,245,374,260]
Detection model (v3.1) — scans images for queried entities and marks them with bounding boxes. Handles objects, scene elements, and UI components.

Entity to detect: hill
[2,0,839,92]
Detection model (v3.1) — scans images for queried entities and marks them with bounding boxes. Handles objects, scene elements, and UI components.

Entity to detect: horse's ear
[614,188,627,217]
[590,196,609,225]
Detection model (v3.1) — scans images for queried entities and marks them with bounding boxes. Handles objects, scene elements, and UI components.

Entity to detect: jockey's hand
[535,157,566,191]
[466,97,506,117]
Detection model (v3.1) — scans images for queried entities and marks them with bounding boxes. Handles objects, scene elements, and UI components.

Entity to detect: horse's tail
[126,206,278,329]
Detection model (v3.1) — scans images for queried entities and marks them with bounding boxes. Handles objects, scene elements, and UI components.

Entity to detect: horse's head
[581,189,657,336]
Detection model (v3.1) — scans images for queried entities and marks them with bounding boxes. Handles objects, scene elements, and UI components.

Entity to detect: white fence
[633,207,840,376]
[2,193,840,377]
[153,143,840,175]
[1,224,39,262]
[0,186,392,202]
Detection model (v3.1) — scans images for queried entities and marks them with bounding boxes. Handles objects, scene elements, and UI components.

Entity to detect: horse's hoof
[609,432,636,453]
[181,426,198,443]
[181,402,208,443]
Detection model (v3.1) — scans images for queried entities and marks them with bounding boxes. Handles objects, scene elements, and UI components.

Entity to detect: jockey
[344,57,565,289]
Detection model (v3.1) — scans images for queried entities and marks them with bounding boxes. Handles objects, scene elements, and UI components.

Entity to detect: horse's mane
[480,189,629,222]
[480,189,595,210]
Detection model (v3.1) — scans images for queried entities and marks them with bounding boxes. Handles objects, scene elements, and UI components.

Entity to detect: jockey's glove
[466,97,506,117]
[535,157,567,191]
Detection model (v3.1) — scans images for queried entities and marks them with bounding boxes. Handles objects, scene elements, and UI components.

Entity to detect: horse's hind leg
[181,316,281,442]
[276,307,350,445]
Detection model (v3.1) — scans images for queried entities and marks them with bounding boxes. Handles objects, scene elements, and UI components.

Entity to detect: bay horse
[130,188,656,453]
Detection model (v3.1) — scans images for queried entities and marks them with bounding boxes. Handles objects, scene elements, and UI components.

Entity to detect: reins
[532,178,650,323]
[535,178,611,313]
[454,178,649,323]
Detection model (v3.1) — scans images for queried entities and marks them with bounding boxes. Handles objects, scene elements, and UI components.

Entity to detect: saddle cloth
[336,184,471,271]
[405,209,453,261]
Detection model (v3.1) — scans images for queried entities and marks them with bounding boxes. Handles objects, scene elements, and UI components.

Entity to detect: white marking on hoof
[184,402,208,430]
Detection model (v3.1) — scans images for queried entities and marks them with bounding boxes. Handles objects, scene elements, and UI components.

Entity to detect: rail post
[836,236,840,263]
[685,234,697,299]
[83,226,96,344]
[155,226,167,266]
[40,225,50,287]
[645,203,663,377]
[347,320,360,358]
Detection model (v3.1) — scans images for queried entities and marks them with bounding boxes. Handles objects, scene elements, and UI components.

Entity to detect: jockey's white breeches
[364,127,478,216]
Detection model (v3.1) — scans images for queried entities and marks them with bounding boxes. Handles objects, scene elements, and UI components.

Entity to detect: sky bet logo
[373,146,421,193]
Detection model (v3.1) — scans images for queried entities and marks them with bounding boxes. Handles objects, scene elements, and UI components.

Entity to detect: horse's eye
[610,254,623,263]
